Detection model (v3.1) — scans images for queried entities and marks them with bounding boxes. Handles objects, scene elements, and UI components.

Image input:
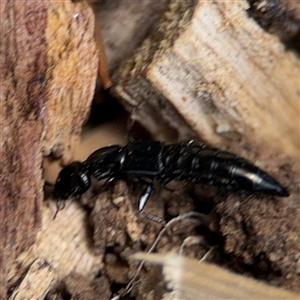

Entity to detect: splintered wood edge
[132,253,300,299]
[8,201,103,293]
[8,259,55,300]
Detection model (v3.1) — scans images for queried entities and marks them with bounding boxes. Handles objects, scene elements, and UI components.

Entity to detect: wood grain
[1,1,98,298]
[112,0,299,158]
[133,253,300,299]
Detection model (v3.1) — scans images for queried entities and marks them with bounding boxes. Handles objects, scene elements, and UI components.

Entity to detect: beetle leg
[139,183,153,212]
[138,182,164,223]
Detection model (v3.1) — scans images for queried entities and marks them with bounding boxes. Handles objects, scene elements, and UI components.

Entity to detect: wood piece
[8,259,55,300]
[133,253,300,299]
[25,201,102,279]
[8,201,103,292]
[43,1,98,158]
[112,0,299,159]
[1,0,98,298]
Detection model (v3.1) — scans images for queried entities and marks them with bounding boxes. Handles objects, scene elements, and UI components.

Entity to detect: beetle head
[54,161,91,200]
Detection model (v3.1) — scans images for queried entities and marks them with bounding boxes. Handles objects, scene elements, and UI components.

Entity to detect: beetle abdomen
[162,144,288,196]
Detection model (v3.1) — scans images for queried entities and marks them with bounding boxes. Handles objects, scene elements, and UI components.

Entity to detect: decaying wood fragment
[43,1,98,159]
[8,201,102,284]
[112,0,299,159]
[133,253,300,299]
[8,259,55,300]
[1,0,98,298]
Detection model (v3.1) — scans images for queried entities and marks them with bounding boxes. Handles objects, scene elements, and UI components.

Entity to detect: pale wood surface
[133,253,300,300]
[112,0,299,158]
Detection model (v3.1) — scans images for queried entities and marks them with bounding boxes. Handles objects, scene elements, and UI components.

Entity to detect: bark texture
[1,1,98,298]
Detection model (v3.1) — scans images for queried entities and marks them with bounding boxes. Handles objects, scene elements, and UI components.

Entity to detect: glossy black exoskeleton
[54,140,289,214]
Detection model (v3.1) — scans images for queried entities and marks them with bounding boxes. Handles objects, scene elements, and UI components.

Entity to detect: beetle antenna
[53,197,66,219]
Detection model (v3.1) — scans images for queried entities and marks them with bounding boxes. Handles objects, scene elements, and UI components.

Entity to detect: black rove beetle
[54,140,289,216]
